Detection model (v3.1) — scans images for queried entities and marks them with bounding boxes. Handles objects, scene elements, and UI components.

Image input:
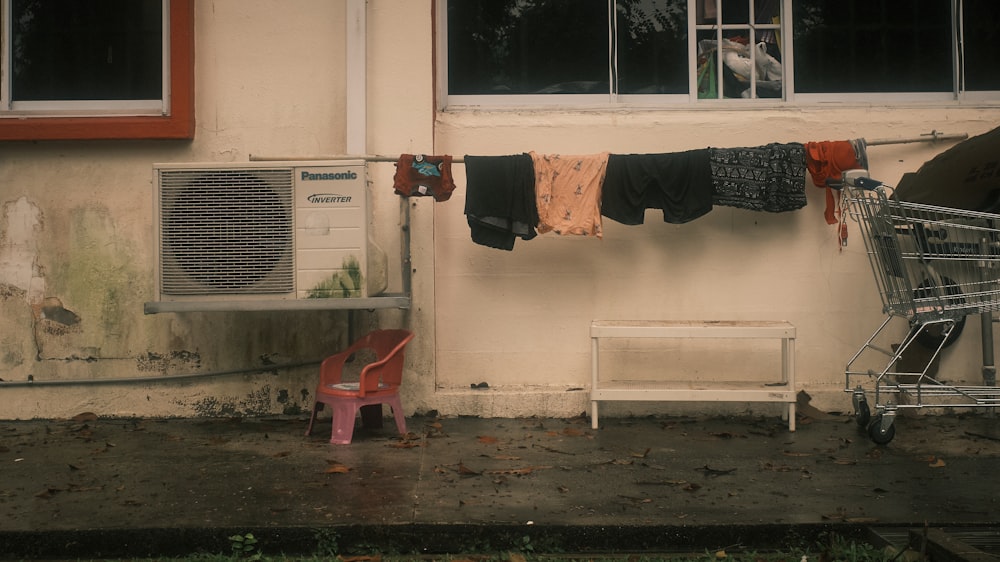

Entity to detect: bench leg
[784,336,796,432]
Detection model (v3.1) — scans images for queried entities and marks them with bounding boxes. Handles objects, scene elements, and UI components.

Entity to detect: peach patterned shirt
[530,151,610,238]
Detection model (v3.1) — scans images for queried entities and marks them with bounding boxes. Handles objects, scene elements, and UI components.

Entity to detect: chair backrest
[359,329,415,392]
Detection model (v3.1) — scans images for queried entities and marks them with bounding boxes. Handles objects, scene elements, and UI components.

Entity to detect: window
[443,0,1000,106]
[0,0,194,140]
[695,0,783,100]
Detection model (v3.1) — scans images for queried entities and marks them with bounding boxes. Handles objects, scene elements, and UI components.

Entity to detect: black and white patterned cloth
[710,142,808,213]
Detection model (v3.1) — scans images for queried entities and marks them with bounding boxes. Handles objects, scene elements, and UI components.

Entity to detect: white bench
[590,320,796,431]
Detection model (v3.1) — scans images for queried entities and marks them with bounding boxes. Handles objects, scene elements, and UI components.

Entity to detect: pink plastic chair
[305,329,415,444]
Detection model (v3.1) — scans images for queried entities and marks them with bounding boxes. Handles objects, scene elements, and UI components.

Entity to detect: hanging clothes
[393,154,457,202]
[602,150,714,225]
[710,142,808,212]
[464,154,538,251]
[804,140,867,224]
[530,152,609,238]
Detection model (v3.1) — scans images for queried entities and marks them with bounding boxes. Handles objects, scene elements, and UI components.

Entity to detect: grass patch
[56,530,915,562]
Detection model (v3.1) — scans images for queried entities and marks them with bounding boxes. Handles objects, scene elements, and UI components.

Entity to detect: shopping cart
[843,170,1000,444]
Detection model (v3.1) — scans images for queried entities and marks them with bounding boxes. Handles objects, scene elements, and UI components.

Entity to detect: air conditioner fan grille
[158,169,295,295]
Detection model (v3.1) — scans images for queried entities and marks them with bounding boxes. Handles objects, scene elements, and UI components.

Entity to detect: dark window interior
[962,0,1000,91]
[12,0,163,101]
[792,0,952,94]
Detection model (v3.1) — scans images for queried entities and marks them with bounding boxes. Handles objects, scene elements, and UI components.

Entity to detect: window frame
[0,0,194,141]
[438,0,997,109]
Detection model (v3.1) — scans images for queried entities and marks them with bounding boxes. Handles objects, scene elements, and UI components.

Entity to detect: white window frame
[437,0,997,109]
[0,0,170,117]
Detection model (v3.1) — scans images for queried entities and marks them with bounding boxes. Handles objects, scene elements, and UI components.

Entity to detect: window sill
[0,114,195,141]
[439,98,1000,114]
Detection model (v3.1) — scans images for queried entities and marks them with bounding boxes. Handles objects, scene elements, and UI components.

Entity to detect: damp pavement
[1,407,999,559]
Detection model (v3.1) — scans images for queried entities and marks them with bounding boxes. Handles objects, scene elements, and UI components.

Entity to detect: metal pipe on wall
[0,361,321,388]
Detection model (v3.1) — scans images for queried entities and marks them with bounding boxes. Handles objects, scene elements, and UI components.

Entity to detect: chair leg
[329,403,359,445]
[305,401,322,436]
[387,396,407,437]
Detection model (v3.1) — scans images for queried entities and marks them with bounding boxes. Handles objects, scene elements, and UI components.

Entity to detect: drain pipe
[0,360,321,387]
[346,0,366,346]
[346,0,366,155]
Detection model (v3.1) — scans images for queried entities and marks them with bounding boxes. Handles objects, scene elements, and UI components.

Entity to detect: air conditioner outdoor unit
[152,160,370,303]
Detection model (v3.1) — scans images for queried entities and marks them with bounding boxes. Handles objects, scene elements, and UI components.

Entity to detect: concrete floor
[1,408,998,558]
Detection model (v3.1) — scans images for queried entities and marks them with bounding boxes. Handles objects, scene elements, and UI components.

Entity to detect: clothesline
[250,131,969,252]
[250,154,459,163]
[865,130,968,146]
[248,130,967,164]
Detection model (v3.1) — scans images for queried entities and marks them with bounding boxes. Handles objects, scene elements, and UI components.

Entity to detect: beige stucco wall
[431,108,1000,417]
[1,1,998,422]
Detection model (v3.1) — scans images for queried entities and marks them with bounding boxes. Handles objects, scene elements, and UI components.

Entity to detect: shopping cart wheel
[854,396,871,428]
[867,414,896,445]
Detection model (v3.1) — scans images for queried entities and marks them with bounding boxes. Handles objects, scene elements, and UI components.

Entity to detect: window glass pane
[696,0,776,24]
[448,0,609,95]
[720,0,748,24]
[754,0,779,24]
[696,0,782,99]
[792,0,951,94]
[12,0,163,102]
[616,0,687,94]
[963,1,1000,91]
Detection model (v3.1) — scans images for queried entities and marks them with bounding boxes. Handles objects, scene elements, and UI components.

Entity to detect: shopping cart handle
[851,176,883,190]
[843,169,883,190]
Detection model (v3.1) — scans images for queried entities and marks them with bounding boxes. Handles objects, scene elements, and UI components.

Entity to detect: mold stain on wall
[0,284,30,368]
[306,256,364,298]
[29,204,144,363]
[1,198,45,371]
[60,204,142,340]
[136,350,203,374]
[276,388,308,416]
[187,384,277,417]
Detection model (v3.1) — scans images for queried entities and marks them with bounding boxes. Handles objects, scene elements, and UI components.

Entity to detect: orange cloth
[393,154,457,202]
[530,152,609,238]
[805,141,860,225]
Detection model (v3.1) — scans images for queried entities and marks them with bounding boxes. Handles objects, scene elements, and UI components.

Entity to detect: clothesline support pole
[865,130,968,147]
[249,154,466,164]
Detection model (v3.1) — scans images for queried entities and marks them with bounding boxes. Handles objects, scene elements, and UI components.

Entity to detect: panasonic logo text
[308,193,353,204]
[301,170,358,181]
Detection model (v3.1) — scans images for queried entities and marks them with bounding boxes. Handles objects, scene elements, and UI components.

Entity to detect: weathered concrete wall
[0,1,361,419]
[2,1,998,422]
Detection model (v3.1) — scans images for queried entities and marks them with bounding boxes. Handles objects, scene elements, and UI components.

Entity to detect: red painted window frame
[0,0,194,141]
